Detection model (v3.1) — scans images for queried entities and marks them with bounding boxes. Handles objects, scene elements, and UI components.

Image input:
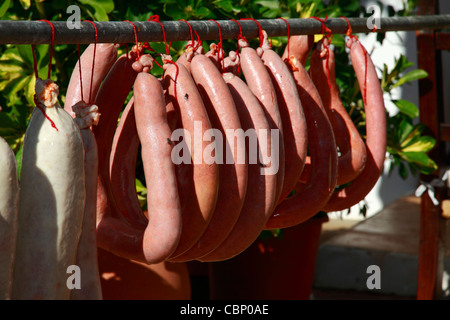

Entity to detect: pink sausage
[64,43,119,115]
[260,30,308,205]
[134,72,183,263]
[238,37,285,208]
[322,37,387,212]
[281,34,314,66]
[172,54,248,261]
[309,39,367,185]
[162,61,219,260]
[265,54,338,229]
[199,53,277,261]
[109,97,147,228]
[93,48,149,263]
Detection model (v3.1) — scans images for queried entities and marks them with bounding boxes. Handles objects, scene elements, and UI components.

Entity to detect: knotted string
[31,19,58,131]
[341,16,368,105]
[310,16,333,90]
[208,19,225,73]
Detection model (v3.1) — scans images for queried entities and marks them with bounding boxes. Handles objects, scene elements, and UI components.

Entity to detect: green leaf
[135,178,147,209]
[392,99,419,118]
[78,0,114,21]
[214,0,234,12]
[19,0,30,10]
[256,0,280,9]
[3,74,31,97]
[0,0,11,18]
[399,122,425,147]
[402,135,436,153]
[398,151,438,175]
[0,112,20,136]
[0,59,27,73]
[135,178,147,194]
[16,45,35,69]
[391,69,428,89]
[164,2,183,20]
[36,45,50,72]
[78,0,114,13]
[15,144,23,181]
[392,54,414,76]
[397,119,414,143]
[24,75,36,106]
[195,6,211,18]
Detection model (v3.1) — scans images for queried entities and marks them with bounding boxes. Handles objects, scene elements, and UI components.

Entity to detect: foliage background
[0,0,436,213]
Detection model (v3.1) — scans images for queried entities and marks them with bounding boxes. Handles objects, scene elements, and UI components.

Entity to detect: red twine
[341,16,368,104]
[31,19,58,131]
[240,18,264,48]
[310,16,333,91]
[208,19,225,73]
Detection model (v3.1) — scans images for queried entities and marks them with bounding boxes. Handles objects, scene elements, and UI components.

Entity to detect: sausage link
[322,37,387,212]
[12,79,85,299]
[109,97,147,227]
[281,34,314,67]
[171,54,248,262]
[64,43,119,116]
[161,61,219,260]
[95,49,183,264]
[70,101,103,300]
[0,137,19,299]
[199,53,277,261]
[260,30,308,205]
[176,40,204,73]
[309,40,367,185]
[265,56,338,229]
[134,72,183,263]
[238,37,285,207]
[94,48,148,263]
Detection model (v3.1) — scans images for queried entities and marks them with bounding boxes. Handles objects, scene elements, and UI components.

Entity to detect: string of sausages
[7,16,386,300]
[65,16,388,265]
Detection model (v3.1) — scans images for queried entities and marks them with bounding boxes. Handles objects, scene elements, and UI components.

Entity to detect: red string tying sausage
[31,20,58,131]
[341,16,368,104]
[278,17,290,62]
[148,15,172,56]
[230,18,247,75]
[193,30,203,51]
[310,16,333,91]
[40,19,54,80]
[76,44,84,103]
[240,18,264,48]
[84,20,98,104]
[179,19,195,50]
[341,16,358,41]
[208,19,226,73]
[178,20,203,52]
[124,20,141,60]
[149,15,179,99]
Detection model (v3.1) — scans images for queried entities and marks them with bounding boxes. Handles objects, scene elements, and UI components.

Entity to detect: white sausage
[12,78,85,300]
[0,137,19,299]
[70,101,102,300]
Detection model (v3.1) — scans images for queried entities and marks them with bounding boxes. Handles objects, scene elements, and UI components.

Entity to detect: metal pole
[0,15,449,45]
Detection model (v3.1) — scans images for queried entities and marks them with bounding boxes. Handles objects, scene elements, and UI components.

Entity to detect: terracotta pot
[97,248,191,300]
[208,215,328,300]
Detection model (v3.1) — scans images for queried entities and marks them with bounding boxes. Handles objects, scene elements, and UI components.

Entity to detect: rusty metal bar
[0,15,450,44]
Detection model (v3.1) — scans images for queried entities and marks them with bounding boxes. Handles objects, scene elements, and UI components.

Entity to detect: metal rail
[0,14,449,45]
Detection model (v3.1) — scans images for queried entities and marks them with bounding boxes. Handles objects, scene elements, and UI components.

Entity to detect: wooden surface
[416,0,447,300]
